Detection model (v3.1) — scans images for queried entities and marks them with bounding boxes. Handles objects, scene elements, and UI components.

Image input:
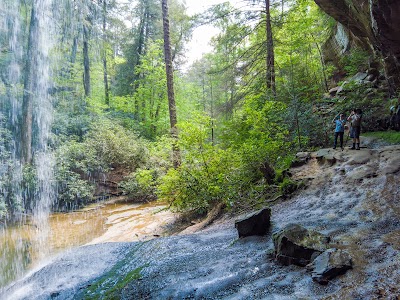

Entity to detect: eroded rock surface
[315,0,400,92]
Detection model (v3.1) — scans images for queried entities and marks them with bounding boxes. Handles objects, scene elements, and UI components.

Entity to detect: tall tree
[83,14,91,97]
[21,5,39,165]
[161,0,180,167]
[265,0,276,95]
[101,0,110,105]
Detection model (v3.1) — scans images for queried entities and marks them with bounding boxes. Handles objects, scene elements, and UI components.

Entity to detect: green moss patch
[76,246,149,300]
[363,131,400,145]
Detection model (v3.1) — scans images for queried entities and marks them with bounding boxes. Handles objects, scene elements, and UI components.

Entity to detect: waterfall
[0,0,57,287]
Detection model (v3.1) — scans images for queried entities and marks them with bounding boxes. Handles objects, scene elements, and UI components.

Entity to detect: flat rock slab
[310,248,353,285]
[378,146,400,174]
[235,208,271,238]
[347,165,377,181]
[346,150,374,165]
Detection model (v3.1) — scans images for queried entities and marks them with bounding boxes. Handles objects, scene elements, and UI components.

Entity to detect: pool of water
[0,199,176,287]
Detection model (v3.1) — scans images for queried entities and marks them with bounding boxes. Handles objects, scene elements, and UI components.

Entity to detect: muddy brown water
[0,199,176,287]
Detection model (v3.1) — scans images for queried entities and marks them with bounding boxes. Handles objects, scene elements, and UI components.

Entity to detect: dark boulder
[272,224,330,266]
[309,248,353,285]
[235,208,271,238]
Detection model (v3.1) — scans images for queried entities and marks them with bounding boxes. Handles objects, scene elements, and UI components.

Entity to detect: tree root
[178,202,225,235]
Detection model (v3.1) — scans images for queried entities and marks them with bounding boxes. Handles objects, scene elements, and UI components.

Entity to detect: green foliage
[53,117,149,208]
[363,131,400,144]
[158,115,249,212]
[333,82,386,131]
[54,142,95,209]
[119,169,157,200]
[340,48,370,76]
[278,177,300,195]
[85,119,148,169]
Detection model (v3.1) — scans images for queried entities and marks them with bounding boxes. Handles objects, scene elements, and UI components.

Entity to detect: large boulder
[272,224,330,266]
[235,208,271,238]
[309,248,353,285]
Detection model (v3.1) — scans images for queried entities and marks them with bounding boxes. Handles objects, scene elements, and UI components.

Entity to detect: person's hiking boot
[350,143,356,150]
[356,143,360,150]
[341,147,344,151]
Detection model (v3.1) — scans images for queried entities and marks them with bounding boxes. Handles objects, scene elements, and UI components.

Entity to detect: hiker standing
[347,108,362,150]
[332,113,346,150]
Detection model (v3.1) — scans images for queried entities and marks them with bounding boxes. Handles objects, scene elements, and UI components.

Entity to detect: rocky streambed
[2,142,400,299]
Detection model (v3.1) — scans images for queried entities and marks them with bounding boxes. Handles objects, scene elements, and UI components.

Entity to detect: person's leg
[333,132,339,149]
[350,126,356,150]
[355,127,360,149]
[339,132,344,149]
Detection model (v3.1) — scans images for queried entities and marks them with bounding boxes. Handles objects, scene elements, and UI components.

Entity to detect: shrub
[53,117,150,208]
[119,169,157,201]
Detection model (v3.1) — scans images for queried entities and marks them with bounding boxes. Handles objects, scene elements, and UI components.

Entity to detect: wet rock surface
[309,248,353,285]
[235,208,271,238]
[273,224,329,266]
[2,144,400,299]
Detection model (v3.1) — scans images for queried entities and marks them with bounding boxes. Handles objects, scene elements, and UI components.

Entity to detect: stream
[0,199,177,288]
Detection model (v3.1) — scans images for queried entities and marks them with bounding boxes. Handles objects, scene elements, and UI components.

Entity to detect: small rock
[351,72,368,82]
[273,224,330,266]
[315,149,337,166]
[310,248,353,285]
[328,86,340,96]
[235,208,271,238]
[291,152,311,168]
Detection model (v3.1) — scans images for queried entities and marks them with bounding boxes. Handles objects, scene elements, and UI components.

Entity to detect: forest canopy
[0,0,388,220]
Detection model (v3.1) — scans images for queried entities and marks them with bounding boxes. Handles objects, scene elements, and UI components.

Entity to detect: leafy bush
[53,117,150,208]
[119,169,157,200]
[157,114,284,213]
[85,119,148,170]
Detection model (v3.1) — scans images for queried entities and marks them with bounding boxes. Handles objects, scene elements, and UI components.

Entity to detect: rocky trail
[1,138,399,300]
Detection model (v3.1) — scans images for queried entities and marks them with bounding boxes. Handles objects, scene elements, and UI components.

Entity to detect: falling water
[0,0,57,287]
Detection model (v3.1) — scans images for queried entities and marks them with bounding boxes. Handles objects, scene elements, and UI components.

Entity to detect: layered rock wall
[315,0,400,94]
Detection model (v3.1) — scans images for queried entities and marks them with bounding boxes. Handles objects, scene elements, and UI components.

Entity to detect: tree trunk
[83,17,91,97]
[22,6,39,165]
[265,0,276,95]
[161,0,180,168]
[102,0,110,105]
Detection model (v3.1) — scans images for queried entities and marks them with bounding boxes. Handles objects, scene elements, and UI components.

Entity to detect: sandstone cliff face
[315,0,400,94]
